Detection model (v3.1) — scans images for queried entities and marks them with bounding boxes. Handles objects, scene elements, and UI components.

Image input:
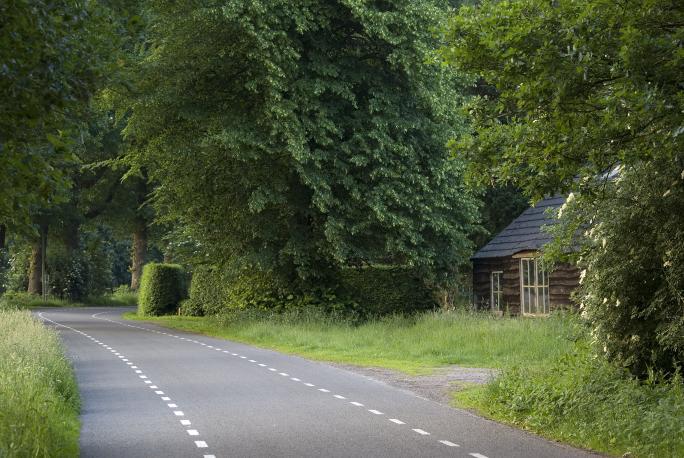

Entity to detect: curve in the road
[89,311,469,455]
[37,307,598,458]
[40,312,217,458]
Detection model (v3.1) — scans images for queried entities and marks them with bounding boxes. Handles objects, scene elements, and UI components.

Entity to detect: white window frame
[490,271,503,312]
[520,258,550,316]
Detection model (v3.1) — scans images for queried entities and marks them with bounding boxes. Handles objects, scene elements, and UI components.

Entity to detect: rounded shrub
[137,263,187,316]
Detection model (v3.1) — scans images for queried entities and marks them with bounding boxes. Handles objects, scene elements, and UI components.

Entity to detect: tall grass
[0,309,80,457]
[455,342,684,457]
[127,309,580,373]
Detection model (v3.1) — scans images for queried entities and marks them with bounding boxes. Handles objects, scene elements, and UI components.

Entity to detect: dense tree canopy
[124,0,480,285]
[0,0,114,228]
[443,0,683,199]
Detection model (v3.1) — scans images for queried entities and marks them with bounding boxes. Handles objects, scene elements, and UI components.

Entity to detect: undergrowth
[0,286,137,311]
[0,309,80,457]
[454,341,684,457]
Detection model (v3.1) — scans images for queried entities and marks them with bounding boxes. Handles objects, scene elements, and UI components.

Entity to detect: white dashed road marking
[439,440,459,447]
[88,311,494,458]
[39,312,216,458]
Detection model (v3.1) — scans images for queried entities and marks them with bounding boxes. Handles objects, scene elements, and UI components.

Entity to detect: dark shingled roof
[472,195,566,260]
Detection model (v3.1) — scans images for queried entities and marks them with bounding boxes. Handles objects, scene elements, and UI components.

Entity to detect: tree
[443,0,683,199]
[124,0,480,287]
[0,0,114,229]
[443,0,684,375]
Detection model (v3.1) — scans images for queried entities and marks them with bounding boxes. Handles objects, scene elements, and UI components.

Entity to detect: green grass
[124,309,579,374]
[0,309,80,457]
[453,343,684,457]
[0,289,137,311]
[127,307,683,456]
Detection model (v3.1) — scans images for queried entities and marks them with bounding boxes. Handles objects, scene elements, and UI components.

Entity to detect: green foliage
[184,265,360,319]
[186,264,436,319]
[472,185,529,249]
[137,263,187,316]
[185,266,285,316]
[457,342,684,457]
[128,309,578,374]
[2,245,30,292]
[546,158,684,377]
[0,310,80,457]
[45,228,119,301]
[0,290,137,310]
[339,266,437,316]
[124,0,479,285]
[109,284,138,306]
[443,0,683,200]
[0,0,116,228]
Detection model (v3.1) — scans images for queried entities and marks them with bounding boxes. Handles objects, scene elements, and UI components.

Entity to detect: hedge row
[338,266,436,315]
[182,265,436,317]
[138,263,188,316]
[180,267,288,316]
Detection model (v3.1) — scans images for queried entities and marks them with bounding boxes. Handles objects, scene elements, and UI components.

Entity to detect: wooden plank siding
[473,254,579,315]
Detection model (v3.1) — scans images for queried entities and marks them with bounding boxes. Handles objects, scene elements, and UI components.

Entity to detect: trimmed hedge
[138,263,188,316]
[338,266,436,316]
[183,266,288,316]
[184,264,436,317]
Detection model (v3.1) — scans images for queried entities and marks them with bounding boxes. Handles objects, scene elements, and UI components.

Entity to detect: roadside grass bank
[0,309,80,457]
[124,309,580,374]
[0,288,137,310]
[453,343,684,457]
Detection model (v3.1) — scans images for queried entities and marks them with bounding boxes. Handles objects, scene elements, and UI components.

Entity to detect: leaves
[443,0,684,200]
[124,0,480,285]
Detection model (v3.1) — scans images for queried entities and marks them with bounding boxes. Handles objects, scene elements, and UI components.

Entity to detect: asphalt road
[37,307,598,458]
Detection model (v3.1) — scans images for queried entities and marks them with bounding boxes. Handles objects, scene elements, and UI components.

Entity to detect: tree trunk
[0,225,6,250]
[27,225,47,295]
[130,226,147,290]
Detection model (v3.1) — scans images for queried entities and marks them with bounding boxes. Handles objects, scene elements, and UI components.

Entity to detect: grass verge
[0,309,80,457]
[0,289,137,310]
[127,307,683,456]
[453,342,684,457]
[124,309,579,374]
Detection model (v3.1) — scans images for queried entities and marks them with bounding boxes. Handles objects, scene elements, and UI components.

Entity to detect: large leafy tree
[0,0,114,229]
[124,0,479,285]
[443,0,683,199]
[443,0,684,375]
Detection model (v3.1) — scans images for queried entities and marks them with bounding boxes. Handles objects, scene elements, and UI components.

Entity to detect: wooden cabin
[472,195,579,316]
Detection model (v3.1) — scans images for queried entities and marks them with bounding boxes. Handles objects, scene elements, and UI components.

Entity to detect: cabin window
[490,271,503,311]
[520,258,549,315]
